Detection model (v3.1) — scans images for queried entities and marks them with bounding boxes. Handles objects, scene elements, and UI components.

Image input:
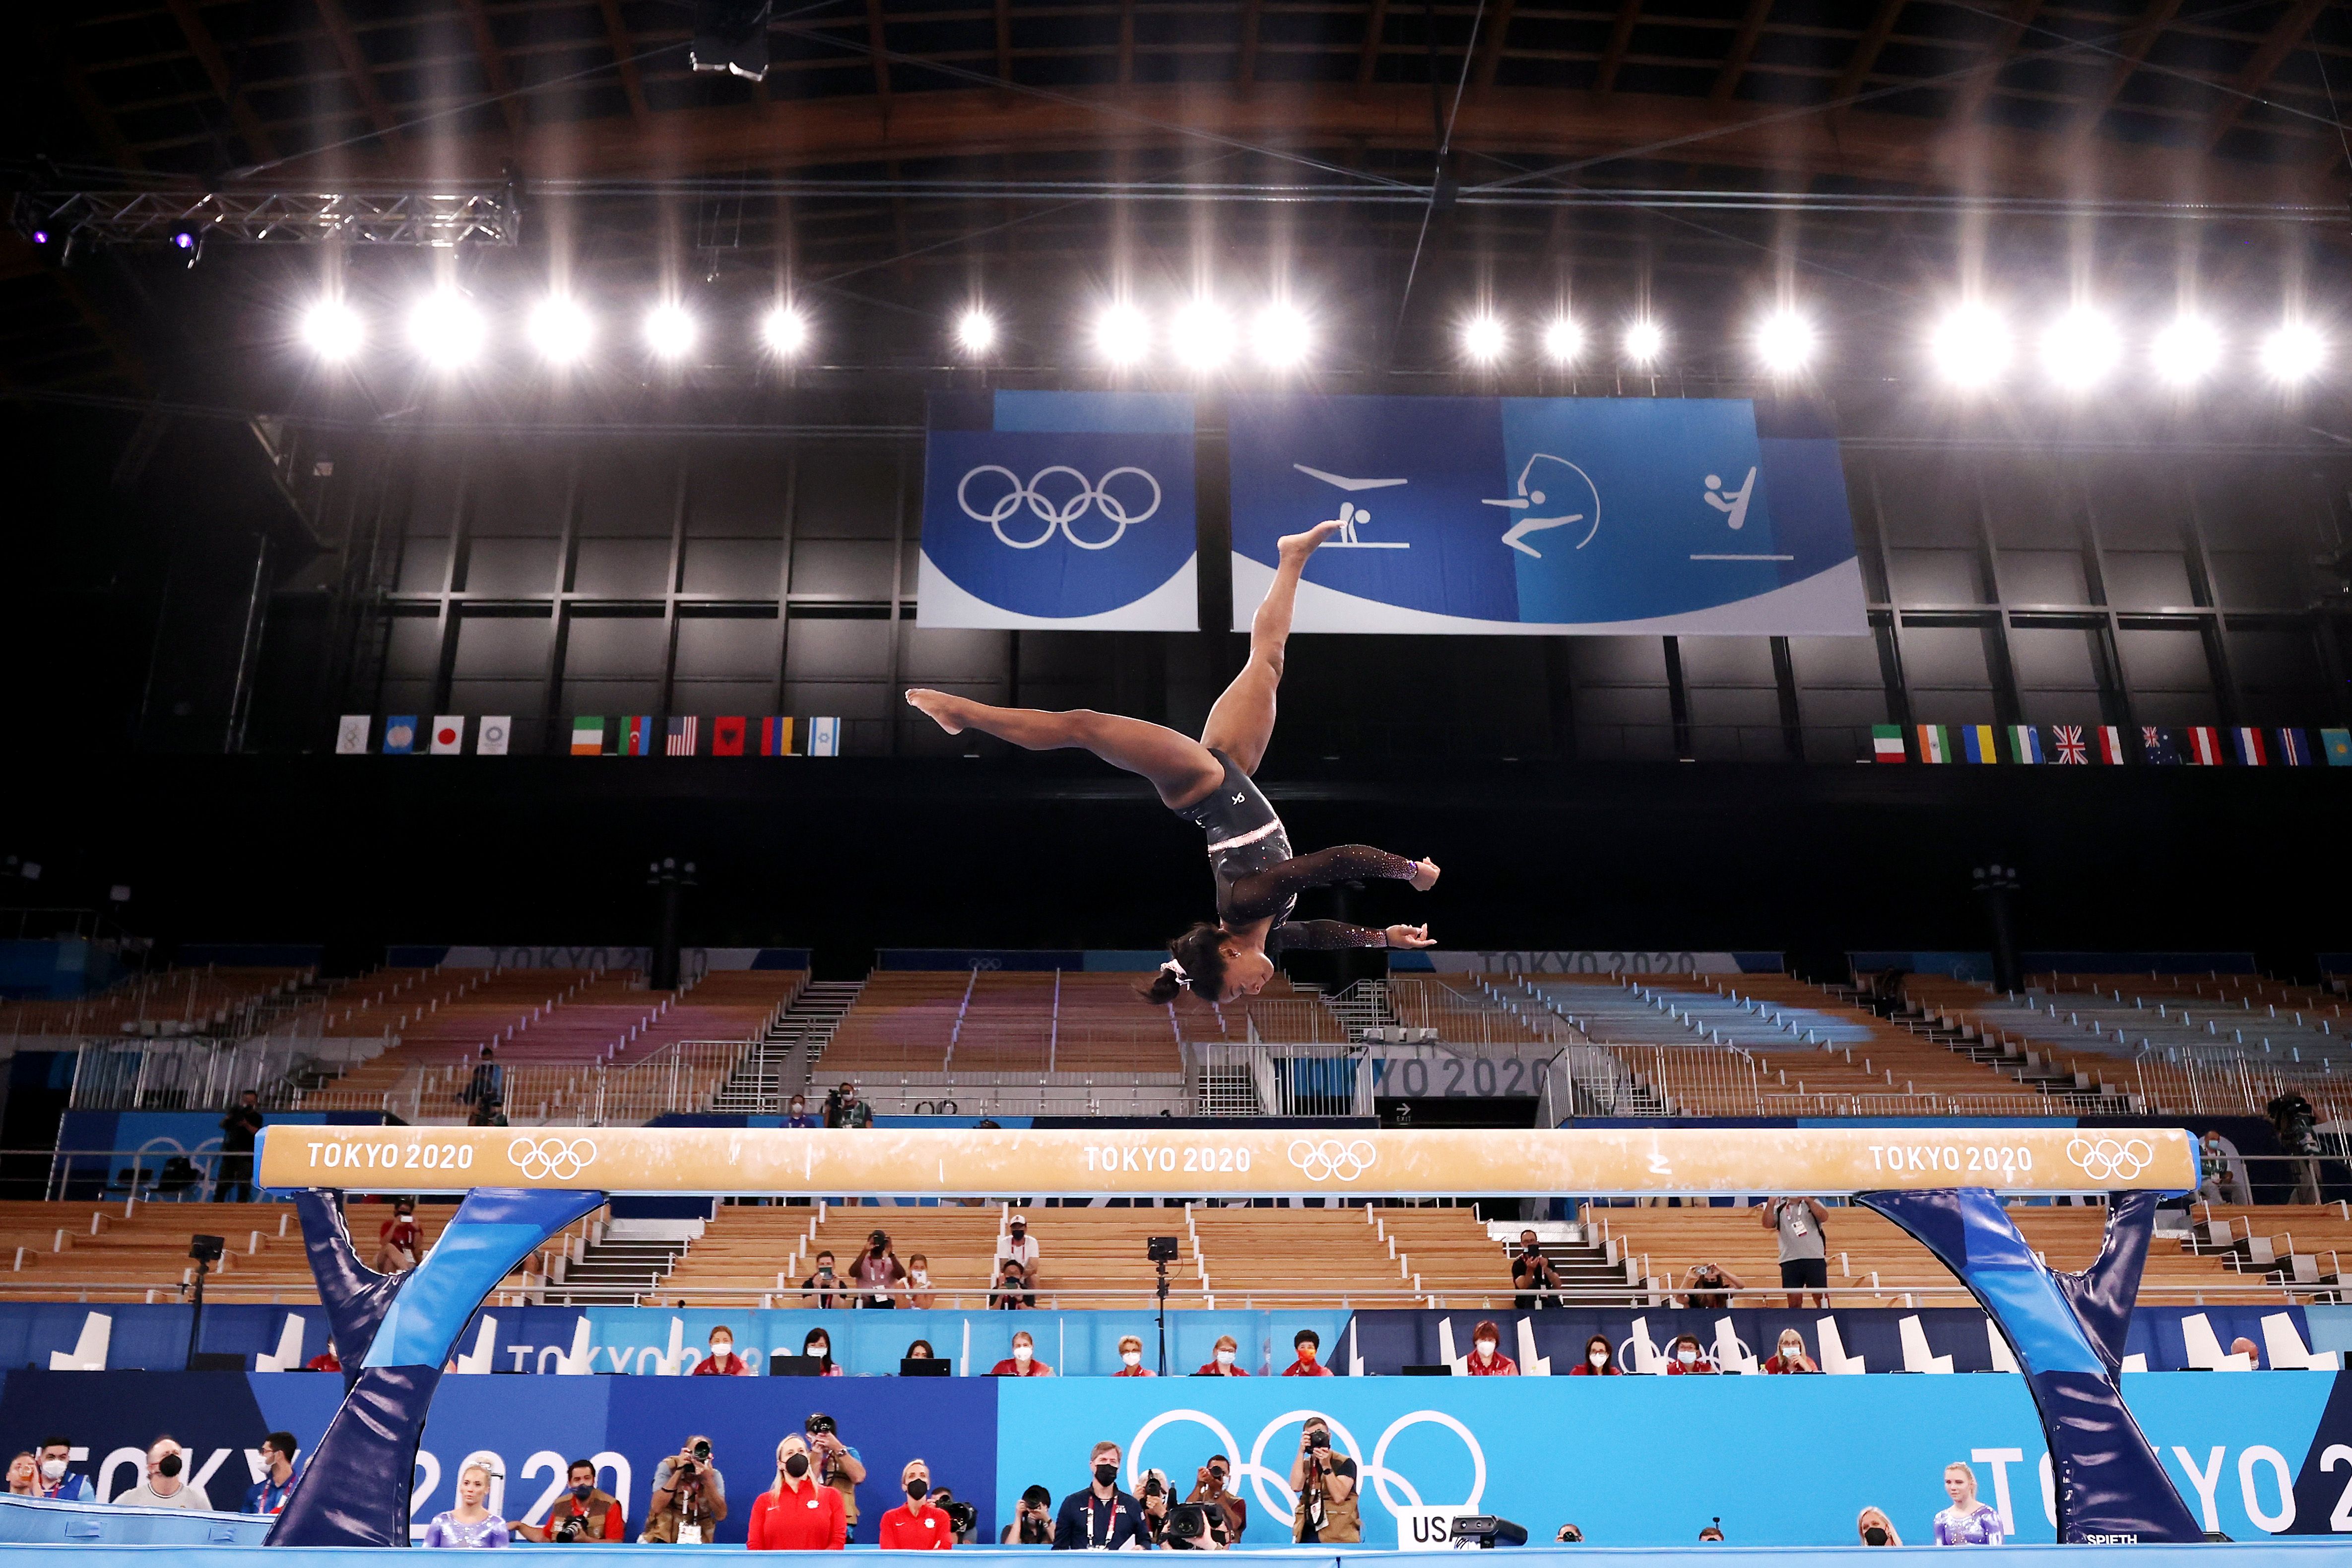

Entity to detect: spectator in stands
[1762,1195,1830,1309]
[1762,1329,1818,1374]
[877,1458,953,1550]
[991,1257,1033,1310]
[801,1328,843,1377]
[469,1098,509,1129]
[804,1414,865,1540]
[464,1045,501,1112]
[1511,1231,1563,1309]
[423,1459,510,1549]
[1464,1321,1518,1376]
[34,1437,93,1502]
[785,1095,822,1129]
[511,1459,625,1542]
[2271,1092,2324,1204]
[306,1341,341,1372]
[1282,1328,1331,1376]
[1698,1524,1725,1543]
[644,1437,726,1544]
[989,1329,1053,1376]
[217,1091,263,1202]
[1856,1506,1901,1546]
[1196,1333,1248,1376]
[2230,1336,2264,1369]
[1665,1333,1716,1374]
[853,1229,907,1308]
[1116,1333,1153,1376]
[906,1253,937,1310]
[1931,1462,2004,1546]
[1680,1260,1743,1311]
[695,1326,750,1376]
[906,1338,939,1365]
[746,1436,843,1551]
[1190,1457,1245,1541]
[802,1250,848,1308]
[996,1213,1040,1305]
[7,1454,40,1497]
[833,1083,874,1129]
[1555,1524,1584,1543]
[373,1199,422,1272]
[2196,1132,2248,1204]
[1570,1334,1620,1375]
[1053,1441,1145,1550]
[1002,1484,1055,1544]
[1288,1417,1358,1544]
[121,1436,212,1510]
[244,1432,302,1514]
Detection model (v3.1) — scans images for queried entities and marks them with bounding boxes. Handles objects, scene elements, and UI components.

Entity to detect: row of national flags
[336,715,841,756]
[1875,723,2352,766]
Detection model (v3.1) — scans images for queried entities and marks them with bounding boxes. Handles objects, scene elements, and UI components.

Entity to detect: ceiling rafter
[2083,0,2186,126]
[995,0,1013,81]
[595,0,651,127]
[867,0,893,105]
[1597,0,1644,96]
[1826,0,1908,125]
[1472,0,1516,91]
[1238,0,1264,89]
[313,0,404,147]
[455,0,526,141]
[163,0,280,163]
[2202,0,2328,149]
[1710,0,1774,106]
[1948,0,2043,125]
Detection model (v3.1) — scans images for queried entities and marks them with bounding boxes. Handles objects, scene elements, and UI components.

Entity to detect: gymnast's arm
[1224,845,1424,923]
[1269,919,1391,950]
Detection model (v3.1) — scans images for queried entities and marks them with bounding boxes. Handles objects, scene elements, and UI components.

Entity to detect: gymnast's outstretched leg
[904,690,1223,809]
[1199,519,1339,777]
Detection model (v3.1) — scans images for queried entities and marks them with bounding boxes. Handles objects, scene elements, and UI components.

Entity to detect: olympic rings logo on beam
[509,1137,597,1181]
[1124,1409,1484,1527]
[2065,1136,2153,1182]
[1289,1138,1377,1182]
[958,465,1163,550]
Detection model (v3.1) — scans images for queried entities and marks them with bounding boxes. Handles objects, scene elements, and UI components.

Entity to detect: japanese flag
[430,716,465,754]
[335,715,371,754]
[477,717,511,756]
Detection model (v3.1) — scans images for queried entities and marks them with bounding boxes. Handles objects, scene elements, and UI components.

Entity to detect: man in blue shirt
[34,1437,93,1502]
[244,1432,302,1515]
[1053,1442,1146,1551]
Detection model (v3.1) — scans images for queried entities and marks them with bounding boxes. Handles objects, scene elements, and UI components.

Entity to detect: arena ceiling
[5,0,2351,393]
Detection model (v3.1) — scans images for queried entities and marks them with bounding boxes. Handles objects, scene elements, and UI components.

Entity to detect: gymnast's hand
[1384,925,1435,949]
[1409,858,1440,891]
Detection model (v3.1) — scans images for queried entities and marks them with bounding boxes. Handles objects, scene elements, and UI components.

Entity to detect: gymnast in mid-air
[907,520,1439,1004]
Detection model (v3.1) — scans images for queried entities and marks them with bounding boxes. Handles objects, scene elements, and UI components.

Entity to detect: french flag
[2186,726,2224,766]
[2230,727,2268,766]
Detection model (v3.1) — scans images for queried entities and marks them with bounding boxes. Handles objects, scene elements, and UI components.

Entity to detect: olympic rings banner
[256,1125,2199,1195]
[918,391,1199,629]
[1227,394,1867,634]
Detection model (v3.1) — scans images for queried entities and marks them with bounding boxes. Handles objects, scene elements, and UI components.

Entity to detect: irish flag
[571,717,604,755]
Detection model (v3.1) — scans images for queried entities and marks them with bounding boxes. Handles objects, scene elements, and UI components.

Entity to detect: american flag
[666,716,699,756]
[2050,725,2088,765]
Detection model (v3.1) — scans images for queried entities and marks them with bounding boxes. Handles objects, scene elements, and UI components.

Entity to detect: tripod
[1154,1254,1171,1377]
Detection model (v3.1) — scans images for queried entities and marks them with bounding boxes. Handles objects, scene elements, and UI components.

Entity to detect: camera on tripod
[1147,1235,1179,1263]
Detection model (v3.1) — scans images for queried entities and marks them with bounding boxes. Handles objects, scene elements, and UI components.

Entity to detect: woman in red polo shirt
[747,1436,845,1550]
[876,1459,954,1550]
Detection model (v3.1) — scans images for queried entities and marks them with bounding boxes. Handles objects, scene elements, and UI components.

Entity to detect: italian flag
[1871,725,1905,762]
[571,716,605,755]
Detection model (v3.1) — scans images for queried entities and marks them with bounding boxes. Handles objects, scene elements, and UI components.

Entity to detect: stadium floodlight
[761,303,810,357]
[1172,300,1236,372]
[1754,310,1815,376]
[1928,302,2009,388]
[1253,303,1312,370]
[955,307,997,357]
[1541,316,1585,366]
[1094,303,1150,367]
[645,302,699,360]
[2149,315,2221,388]
[1623,318,1665,367]
[1461,314,1506,364]
[2039,307,2122,391]
[2259,320,2325,383]
[526,296,595,365]
[407,290,483,369]
[301,300,364,362]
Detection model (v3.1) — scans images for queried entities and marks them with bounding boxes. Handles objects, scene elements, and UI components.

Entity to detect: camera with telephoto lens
[1305,1429,1330,1450]
[931,1489,979,1538]
[1165,1503,1217,1549]
[553,1511,589,1542]
[1143,1475,1164,1498]
[806,1416,836,1438]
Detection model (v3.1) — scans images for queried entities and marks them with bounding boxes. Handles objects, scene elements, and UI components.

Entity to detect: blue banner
[919,392,1198,629]
[1228,395,1864,634]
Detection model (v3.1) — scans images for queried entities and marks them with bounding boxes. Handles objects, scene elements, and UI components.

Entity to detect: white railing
[66,1034,391,1111]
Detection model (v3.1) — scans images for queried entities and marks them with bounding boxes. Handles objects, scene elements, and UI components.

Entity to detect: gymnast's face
[1216,944,1276,1002]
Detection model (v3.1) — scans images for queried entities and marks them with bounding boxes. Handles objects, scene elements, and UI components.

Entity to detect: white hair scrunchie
[1160,959,1188,980]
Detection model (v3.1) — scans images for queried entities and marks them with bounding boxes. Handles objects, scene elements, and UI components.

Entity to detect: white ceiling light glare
[1541,316,1586,367]
[1623,317,1665,367]
[955,307,997,358]
[2149,315,2221,389]
[1172,300,1236,373]
[1753,309,1816,377]
[526,296,595,366]
[1927,302,2010,390]
[2258,320,2326,384]
[407,290,483,370]
[1253,302,1313,371]
[1461,314,1506,364]
[761,303,810,358]
[2039,306,2122,393]
[300,299,364,362]
[1094,303,1151,368]
[645,302,699,361]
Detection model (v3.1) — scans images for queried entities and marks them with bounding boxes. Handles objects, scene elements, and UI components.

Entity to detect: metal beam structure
[12,188,521,248]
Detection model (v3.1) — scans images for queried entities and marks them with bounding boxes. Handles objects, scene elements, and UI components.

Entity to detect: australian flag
[2140,726,2182,765]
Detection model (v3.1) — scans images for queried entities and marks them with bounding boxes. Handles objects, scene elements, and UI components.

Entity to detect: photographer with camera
[802,1250,849,1309]
[1187,1455,1245,1542]
[803,1413,866,1539]
[2271,1092,2324,1204]
[1001,1485,1054,1544]
[927,1487,980,1545]
[513,1459,626,1542]
[1053,1442,1145,1551]
[853,1229,907,1308]
[1512,1230,1564,1309]
[1287,1417,1358,1544]
[644,1435,727,1544]
[875,1458,954,1550]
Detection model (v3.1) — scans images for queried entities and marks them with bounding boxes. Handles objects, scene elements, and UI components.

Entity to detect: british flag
[2049,725,2089,765]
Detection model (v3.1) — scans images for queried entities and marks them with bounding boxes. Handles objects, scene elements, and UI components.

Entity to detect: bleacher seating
[0,967,315,1040]
[814,971,1184,1077]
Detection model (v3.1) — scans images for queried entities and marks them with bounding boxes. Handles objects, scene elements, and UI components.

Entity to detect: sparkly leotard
[1174,749,1421,948]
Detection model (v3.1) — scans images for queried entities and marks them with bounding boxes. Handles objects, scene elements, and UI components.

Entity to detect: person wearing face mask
[802,1327,844,1376]
[242,1432,303,1515]
[987,1329,1054,1376]
[877,1458,954,1550]
[7,1453,41,1497]
[1001,1484,1055,1544]
[802,1414,866,1539]
[1856,1506,1902,1546]
[1664,1334,1717,1375]
[1114,1333,1153,1376]
[994,1214,1040,1308]
[1762,1329,1819,1374]
[1051,1441,1145,1550]
[785,1095,823,1130]
[1568,1334,1621,1376]
[802,1250,848,1310]
[1194,1333,1249,1376]
[906,1253,937,1311]
[747,1436,845,1550]
[644,1436,727,1544]
[1281,1328,1331,1376]
[695,1326,751,1376]
[32,1436,94,1502]
[1187,1455,1246,1542]
[122,1436,214,1510]
[1463,1320,1518,1376]
[372,1198,422,1273]
[512,1459,626,1542]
